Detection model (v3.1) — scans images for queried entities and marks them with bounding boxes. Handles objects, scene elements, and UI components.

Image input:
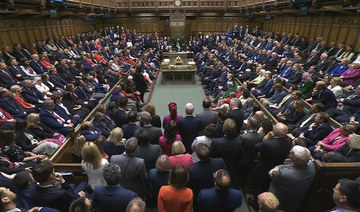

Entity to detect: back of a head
[169,164,189,189]
[273,123,288,138]
[338,178,360,210]
[125,137,138,154]
[348,133,360,149]
[127,111,137,123]
[247,116,258,131]
[168,102,178,120]
[204,124,216,138]
[185,103,194,115]
[103,164,121,187]
[118,97,128,108]
[32,160,54,184]
[15,119,28,132]
[230,98,241,109]
[171,140,186,156]
[155,155,171,172]
[291,145,311,167]
[136,128,150,146]
[196,143,211,161]
[13,170,32,190]
[202,99,211,109]
[126,197,146,212]
[69,197,91,212]
[223,118,237,137]
[140,111,152,125]
[258,192,280,212]
[214,169,231,191]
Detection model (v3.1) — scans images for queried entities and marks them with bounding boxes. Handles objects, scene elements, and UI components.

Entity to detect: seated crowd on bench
[0,25,359,212]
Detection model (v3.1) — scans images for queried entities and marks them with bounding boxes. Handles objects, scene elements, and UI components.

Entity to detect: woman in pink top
[169,141,193,169]
[159,120,182,156]
[309,124,356,159]
[163,102,182,128]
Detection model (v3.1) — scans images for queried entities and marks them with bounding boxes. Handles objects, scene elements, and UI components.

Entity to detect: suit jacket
[0,70,18,89]
[340,67,360,85]
[0,96,26,118]
[198,187,243,212]
[21,87,45,105]
[30,183,75,212]
[254,137,292,185]
[239,131,263,165]
[311,88,337,110]
[196,108,217,133]
[211,136,243,187]
[39,109,68,132]
[81,126,102,141]
[228,108,244,134]
[134,125,162,145]
[110,154,147,197]
[303,122,333,146]
[107,108,128,128]
[122,123,141,139]
[8,66,27,81]
[49,74,67,89]
[91,186,137,212]
[177,116,202,153]
[335,144,360,162]
[28,122,56,139]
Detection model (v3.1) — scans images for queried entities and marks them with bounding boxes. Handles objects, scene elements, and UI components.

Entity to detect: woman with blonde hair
[27,113,65,146]
[10,85,36,110]
[73,135,86,163]
[81,142,109,189]
[169,141,193,169]
[103,127,126,159]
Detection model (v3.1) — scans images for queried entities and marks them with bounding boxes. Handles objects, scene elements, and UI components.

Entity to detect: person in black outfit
[132,67,148,103]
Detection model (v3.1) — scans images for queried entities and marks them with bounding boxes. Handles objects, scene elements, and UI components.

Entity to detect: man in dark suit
[0,88,27,119]
[107,98,128,128]
[8,58,29,81]
[308,80,337,110]
[297,112,333,146]
[303,50,320,70]
[198,169,243,212]
[29,54,48,75]
[91,164,137,212]
[31,160,89,212]
[326,41,338,57]
[134,111,162,145]
[80,121,102,141]
[250,123,292,210]
[291,103,325,136]
[188,144,227,212]
[92,112,114,138]
[21,80,46,107]
[39,99,74,136]
[110,137,148,199]
[12,43,32,61]
[196,99,217,134]
[227,98,244,134]
[0,62,20,89]
[177,103,202,153]
[122,111,141,139]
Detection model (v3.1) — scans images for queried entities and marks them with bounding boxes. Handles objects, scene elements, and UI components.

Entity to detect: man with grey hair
[39,99,74,136]
[92,164,137,212]
[249,123,292,211]
[178,102,202,153]
[110,138,148,199]
[268,145,315,212]
[134,111,162,144]
[228,97,244,134]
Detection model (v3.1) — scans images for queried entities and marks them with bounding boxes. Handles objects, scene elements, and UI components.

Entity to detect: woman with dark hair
[259,118,274,141]
[159,121,182,156]
[132,67,148,102]
[163,102,182,128]
[191,124,216,163]
[158,164,193,212]
[15,120,58,156]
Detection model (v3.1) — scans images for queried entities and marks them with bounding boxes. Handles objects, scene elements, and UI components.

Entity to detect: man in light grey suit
[268,145,315,212]
[135,111,162,144]
[110,137,148,199]
[196,99,217,134]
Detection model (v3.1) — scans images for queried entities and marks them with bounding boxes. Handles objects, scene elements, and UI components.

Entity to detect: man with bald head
[198,169,243,212]
[269,146,315,212]
[249,123,292,210]
[177,103,202,153]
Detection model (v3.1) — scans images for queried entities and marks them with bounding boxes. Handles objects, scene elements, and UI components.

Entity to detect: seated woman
[10,85,36,113]
[163,102,183,128]
[103,127,126,159]
[169,141,193,169]
[334,133,360,162]
[27,113,65,146]
[327,76,343,100]
[81,142,109,189]
[245,68,266,89]
[34,77,52,97]
[308,124,356,159]
[159,121,182,156]
[330,59,349,77]
[252,72,273,97]
[277,100,305,126]
[299,72,314,99]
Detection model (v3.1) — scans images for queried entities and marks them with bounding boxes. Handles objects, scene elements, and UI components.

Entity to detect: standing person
[132,67,147,103]
[329,178,360,212]
[163,102,182,128]
[159,120,182,156]
[158,164,193,212]
[81,142,109,189]
[227,98,244,134]
[268,146,316,212]
[142,103,161,128]
[196,99,217,133]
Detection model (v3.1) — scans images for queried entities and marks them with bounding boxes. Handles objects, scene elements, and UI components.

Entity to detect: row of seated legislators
[0,24,359,212]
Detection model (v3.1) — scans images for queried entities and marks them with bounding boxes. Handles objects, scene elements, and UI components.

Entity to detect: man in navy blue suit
[177,103,202,153]
[92,164,137,212]
[198,169,243,212]
[189,144,227,212]
[308,80,337,110]
[122,111,141,139]
[0,88,27,119]
[29,54,47,75]
[80,121,102,141]
[0,62,20,89]
[21,80,46,107]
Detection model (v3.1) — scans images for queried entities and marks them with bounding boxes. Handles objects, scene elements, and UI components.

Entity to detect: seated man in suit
[134,111,162,145]
[290,103,325,136]
[8,58,29,81]
[0,88,27,119]
[297,112,333,147]
[177,103,202,153]
[110,137,148,199]
[80,121,102,141]
[21,80,46,107]
[0,61,20,89]
[0,106,16,130]
[268,145,315,212]
[39,99,74,136]
[189,144,227,212]
[29,54,48,75]
[198,169,243,212]
[91,164,137,212]
[107,99,128,128]
[30,160,89,212]
[307,80,337,110]
[92,112,114,138]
